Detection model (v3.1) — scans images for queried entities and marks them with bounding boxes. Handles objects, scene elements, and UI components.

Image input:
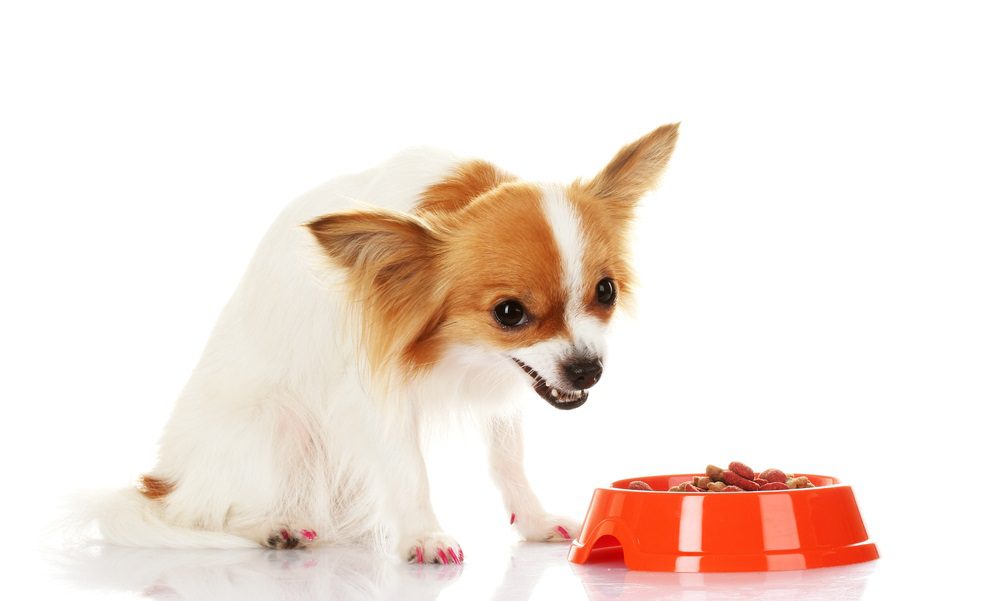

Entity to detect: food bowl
[567,473,878,572]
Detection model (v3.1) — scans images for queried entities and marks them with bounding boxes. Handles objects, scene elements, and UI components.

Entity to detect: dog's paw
[403,531,464,565]
[511,512,581,543]
[263,527,318,550]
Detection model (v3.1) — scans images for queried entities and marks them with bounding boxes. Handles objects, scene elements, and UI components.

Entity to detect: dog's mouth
[512,358,589,410]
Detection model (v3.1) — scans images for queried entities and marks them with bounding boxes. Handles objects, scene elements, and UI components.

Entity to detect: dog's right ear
[307,210,444,373]
[307,209,438,277]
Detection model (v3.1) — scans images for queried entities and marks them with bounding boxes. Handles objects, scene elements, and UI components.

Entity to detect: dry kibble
[729,462,755,480]
[628,480,653,491]
[648,461,819,493]
[759,468,787,483]
[760,482,790,491]
[787,476,812,489]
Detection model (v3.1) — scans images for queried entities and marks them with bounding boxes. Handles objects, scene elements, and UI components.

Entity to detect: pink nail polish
[448,547,459,563]
[556,526,570,540]
[415,547,424,563]
[280,529,290,541]
[437,549,449,564]
[458,547,464,562]
[510,513,516,524]
[300,529,317,541]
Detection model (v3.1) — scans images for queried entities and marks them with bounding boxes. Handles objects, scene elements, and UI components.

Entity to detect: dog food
[626,461,817,493]
[628,480,653,491]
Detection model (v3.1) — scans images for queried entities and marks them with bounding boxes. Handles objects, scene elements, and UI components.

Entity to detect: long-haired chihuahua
[92,124,679,564]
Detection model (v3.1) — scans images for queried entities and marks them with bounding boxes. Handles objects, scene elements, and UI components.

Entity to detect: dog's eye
[596,278,616,305]
[493,300,528,328]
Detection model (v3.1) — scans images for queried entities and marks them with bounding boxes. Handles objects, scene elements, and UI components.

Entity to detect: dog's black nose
[562,358,603,390]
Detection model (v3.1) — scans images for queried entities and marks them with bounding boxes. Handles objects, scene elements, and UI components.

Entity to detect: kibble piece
[706,481,728,492]
[680,483,701,492]
[628,480,653,491]
[693,476,712,489]
[706,464,725,482]
[721,485,743,492]
[787,476,812,489]
[759,468,787,483]
[760,481,790,490]
[729,461,755,480]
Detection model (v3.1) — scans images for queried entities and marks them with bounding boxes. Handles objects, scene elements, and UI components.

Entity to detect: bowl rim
[602,472,848,494]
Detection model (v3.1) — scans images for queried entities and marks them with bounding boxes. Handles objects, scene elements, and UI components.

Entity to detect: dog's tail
[66,487,259,549]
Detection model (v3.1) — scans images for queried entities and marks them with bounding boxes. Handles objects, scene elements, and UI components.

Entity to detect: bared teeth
[513,357,588,406]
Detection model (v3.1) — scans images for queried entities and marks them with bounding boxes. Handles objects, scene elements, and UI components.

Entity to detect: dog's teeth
[550,389,558,398]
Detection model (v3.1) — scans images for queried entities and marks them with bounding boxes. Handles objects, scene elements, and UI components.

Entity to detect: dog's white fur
[90,125,680,561]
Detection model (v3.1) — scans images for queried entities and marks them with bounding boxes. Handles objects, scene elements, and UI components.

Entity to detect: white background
[2,1,998,599]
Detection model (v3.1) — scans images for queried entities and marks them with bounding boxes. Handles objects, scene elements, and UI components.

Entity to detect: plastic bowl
[567,473,878,572]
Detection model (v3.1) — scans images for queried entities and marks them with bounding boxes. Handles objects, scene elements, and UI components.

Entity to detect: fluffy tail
[71,488,259,549]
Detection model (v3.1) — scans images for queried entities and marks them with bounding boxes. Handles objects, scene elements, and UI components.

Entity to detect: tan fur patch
[565,186,637,319]
[429,182,570,355]
[138,475,174,500]
[417,160,517,215]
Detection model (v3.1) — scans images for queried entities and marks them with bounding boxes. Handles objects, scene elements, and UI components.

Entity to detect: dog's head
[308,124,679,409]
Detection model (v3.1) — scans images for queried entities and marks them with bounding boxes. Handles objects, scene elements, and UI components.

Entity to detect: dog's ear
[307,209,437,276]
[307,210,444,371]
[579,123,680,211]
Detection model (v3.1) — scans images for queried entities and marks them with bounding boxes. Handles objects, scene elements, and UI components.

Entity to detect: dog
[92,124,679,563]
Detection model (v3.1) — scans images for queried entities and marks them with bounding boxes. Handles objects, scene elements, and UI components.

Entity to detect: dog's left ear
[578,123,680,210]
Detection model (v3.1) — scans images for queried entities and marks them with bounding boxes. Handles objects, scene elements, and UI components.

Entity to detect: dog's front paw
[511,512,581,543]
[402,531,464,565]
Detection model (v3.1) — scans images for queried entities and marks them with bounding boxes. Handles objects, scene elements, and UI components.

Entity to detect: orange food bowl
[567,473,878,572]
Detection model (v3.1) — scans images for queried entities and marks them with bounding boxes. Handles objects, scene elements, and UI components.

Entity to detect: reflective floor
[41,540,880,601]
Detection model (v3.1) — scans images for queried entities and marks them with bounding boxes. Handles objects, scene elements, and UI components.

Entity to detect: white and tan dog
[94,125,679,564]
